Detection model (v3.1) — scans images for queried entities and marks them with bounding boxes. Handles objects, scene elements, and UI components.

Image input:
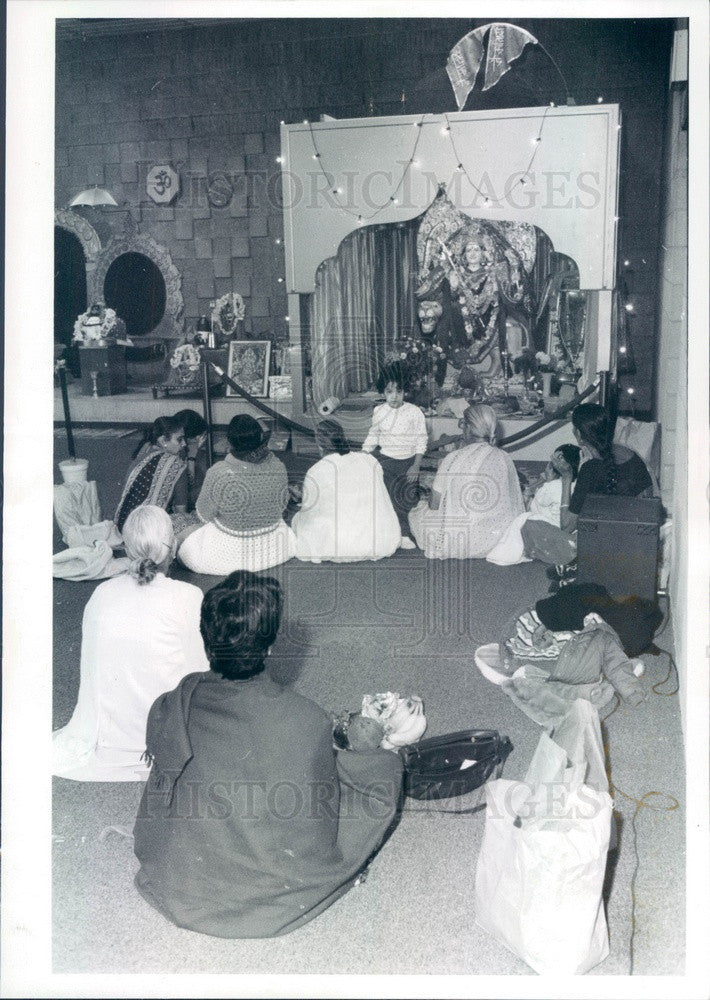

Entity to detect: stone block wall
[55,17,673,403]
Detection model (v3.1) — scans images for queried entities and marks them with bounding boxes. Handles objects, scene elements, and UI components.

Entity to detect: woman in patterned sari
[114,416,188,533]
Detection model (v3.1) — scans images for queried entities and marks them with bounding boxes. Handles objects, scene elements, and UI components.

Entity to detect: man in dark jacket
[133,571,402,939]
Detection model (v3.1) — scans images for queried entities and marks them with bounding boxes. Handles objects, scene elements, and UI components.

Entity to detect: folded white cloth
[53,541,129,581]
[54,481,102,544]
[65,520,123,549]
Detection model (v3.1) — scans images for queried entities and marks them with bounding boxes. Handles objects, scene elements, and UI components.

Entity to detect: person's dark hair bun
[200,572,281,680]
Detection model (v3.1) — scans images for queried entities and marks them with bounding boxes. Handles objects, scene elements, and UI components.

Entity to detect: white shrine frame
[280,104,621,413]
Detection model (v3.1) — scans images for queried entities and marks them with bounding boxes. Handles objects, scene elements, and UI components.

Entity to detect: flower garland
[72,303,126,345]
[211,292,246,340]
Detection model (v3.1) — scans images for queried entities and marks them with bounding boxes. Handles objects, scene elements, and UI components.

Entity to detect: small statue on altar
[72,302,128,347]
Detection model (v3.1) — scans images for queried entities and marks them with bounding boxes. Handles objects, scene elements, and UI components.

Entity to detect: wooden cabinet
[79,345,127,396]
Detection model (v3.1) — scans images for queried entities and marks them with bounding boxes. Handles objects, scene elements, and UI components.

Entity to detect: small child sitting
[362,361,428,549]
[485,444,581,566]
[523,444,581,524]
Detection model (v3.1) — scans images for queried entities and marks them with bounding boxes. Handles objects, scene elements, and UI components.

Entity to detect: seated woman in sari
[292,419,401,563]
[114,416,187,533]
[52,506,209,782]
[409,403,524,559]
[521,403,654,568]
[177,414,295,575]
[133,571,403,939]
[173,409,208,512]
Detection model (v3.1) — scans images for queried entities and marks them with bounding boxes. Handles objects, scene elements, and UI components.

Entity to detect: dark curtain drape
[307,222,417,406]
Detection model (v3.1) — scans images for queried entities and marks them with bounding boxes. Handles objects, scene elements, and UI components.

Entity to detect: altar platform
[54,383,574,462]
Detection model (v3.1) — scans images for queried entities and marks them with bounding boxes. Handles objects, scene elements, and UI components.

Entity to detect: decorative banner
[482,23,538,92]
[146,164,180,204]
[446,26,487,112]
[447,23,539,110]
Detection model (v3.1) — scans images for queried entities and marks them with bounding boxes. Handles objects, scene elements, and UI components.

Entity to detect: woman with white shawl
[53,506,208,782]
[292,420,401,563]
[409,404,524,559]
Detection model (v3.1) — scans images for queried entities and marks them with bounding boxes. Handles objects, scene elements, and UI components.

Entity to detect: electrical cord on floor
[650,648,679,695]
[604,584,680,974]
[612,787,680,975]
[650,589,680,695]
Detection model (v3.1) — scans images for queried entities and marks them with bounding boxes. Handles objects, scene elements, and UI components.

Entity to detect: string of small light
[291,107,558,223]
[278,104,635,395]
[442,102,554,206]
[618,256,639,410]
[304,114,427,224]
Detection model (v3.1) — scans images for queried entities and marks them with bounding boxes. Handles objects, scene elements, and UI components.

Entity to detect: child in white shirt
[486,444,580,565]
[362,363,429,549]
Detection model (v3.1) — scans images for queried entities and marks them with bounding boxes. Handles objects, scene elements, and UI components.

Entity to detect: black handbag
[399,729,513,800]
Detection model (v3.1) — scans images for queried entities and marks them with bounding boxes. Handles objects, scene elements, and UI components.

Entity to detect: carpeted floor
[52,430,686,976]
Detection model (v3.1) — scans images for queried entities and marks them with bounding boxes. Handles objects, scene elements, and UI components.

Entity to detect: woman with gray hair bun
[53,505,209,782]
[409,403,524,559]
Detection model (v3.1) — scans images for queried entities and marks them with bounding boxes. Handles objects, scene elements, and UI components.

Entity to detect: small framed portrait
[226,340,272,398]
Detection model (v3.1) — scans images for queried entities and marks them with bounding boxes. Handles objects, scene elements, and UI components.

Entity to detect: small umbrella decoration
[69,186,118,207]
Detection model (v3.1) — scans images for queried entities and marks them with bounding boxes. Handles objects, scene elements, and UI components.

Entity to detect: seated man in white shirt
[361,362,429,549]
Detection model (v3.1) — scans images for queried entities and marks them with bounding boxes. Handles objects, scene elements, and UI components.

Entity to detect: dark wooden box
[79,345,127,396]
[577,493,663,601]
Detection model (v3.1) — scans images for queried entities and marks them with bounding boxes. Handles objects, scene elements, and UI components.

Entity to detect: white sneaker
[399,537,416,550]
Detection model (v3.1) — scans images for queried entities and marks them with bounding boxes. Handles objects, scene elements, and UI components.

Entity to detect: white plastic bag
[474,700,612,974]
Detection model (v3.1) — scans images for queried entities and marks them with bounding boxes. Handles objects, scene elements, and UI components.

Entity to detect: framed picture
[226,340,272,398]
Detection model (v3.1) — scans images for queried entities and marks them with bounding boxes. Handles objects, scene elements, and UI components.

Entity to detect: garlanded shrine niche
[54,208,102,265]
[89,232,184,341]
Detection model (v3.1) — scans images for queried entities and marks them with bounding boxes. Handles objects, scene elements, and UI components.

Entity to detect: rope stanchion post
[201,358,214,467]
[598,370,609,408]
[57,362,76,460]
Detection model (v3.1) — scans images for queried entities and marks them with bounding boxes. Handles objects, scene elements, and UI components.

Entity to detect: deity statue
[415,193,538,399]
[440,233,532,380]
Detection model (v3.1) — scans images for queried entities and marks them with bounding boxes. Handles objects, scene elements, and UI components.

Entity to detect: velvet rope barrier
[497,380,600,447]
[206,361,317,438]
[208,360,600,450]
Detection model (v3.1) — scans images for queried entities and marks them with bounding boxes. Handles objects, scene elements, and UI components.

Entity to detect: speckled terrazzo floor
[52,430,685,976]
